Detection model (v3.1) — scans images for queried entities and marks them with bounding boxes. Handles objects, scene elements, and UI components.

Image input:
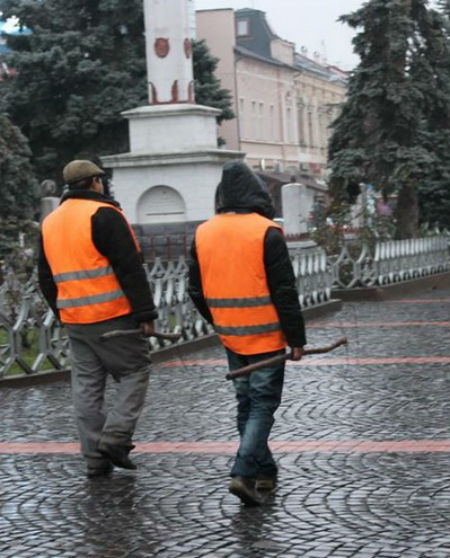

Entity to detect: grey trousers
[66,315,152,469]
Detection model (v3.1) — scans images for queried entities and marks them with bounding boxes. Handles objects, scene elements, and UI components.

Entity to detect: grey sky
[194,0,365,70]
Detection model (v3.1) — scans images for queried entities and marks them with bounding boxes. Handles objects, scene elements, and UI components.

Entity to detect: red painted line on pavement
[290,356,450,366]
[269,440,450,453]
[385,298,450,304]
[0,440,449,454]
[161,358,226,367]
[308,321,450,328]
[0,442,79,454]
[160,356,450,368]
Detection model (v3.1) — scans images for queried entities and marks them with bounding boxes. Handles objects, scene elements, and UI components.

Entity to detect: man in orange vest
[188,161,306,505]
[38,160,158,478]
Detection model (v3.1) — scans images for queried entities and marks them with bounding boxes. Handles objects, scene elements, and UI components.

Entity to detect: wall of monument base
[110,160,227,224]
[133,220,203,261]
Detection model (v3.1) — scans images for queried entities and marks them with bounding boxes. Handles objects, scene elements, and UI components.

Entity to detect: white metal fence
[328,235,450,289]
[1,235,448,378]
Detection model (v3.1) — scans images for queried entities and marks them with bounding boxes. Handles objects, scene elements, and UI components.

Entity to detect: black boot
[229,476,263,506]
[98,442,137,470]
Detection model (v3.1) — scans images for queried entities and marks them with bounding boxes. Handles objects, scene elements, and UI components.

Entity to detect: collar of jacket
[60,189,121,208]
[218,207,265,216]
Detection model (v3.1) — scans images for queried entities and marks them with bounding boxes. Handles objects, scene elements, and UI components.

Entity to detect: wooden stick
[225,337,348,380]
[100,329,182,342]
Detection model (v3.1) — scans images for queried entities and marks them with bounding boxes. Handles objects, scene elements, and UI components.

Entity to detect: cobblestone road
[1,289,449,558]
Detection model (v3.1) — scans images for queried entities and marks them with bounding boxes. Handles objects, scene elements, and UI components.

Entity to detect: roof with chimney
[234,8,347,84]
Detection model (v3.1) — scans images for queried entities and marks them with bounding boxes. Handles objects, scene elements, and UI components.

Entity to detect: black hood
[216,161,275,219]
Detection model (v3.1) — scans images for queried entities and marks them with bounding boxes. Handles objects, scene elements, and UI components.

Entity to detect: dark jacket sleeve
[37,234,60,319]
[187,239,214,324]
[91,208,158,323]
[264,227,306,347]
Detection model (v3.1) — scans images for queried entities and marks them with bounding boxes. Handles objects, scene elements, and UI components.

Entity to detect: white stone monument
[102,0,243,226]
[39,180,59,222]
[281,182,312,236]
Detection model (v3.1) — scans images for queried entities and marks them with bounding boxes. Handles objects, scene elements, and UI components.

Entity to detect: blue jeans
[226,347,285,479]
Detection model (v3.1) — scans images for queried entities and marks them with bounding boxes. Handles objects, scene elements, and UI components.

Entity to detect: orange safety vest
[42,198,139,324]
[195,213,287,355]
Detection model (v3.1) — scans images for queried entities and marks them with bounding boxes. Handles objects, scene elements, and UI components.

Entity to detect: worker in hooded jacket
[38,160,158,478]
[188,161,306,505]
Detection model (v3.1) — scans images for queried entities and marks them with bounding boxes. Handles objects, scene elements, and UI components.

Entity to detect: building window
[308,110,315,147]
[239,98,246,137]
[237,18,250,37]
[286,107,295,143]
[269,105,275,140]
[285,93,295,144]
[297,101,305,146]
[251,101,257,138]
[258,102,264,140]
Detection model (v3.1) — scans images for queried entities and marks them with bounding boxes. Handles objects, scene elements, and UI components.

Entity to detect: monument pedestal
[102,104,243,225]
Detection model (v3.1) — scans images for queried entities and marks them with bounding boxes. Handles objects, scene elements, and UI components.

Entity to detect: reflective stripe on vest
[205,295,272,308]
[53,265,114,283]
[195,213,287,355]
[42,199,138,324]
[215,322,281,336]
[56,288,125,309]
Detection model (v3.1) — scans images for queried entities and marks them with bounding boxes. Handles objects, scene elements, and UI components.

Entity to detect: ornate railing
[328,235,450,289]
[373,236,450,285]
[1,234,449,379]
[290,247,332,306]
[0,249,332,378]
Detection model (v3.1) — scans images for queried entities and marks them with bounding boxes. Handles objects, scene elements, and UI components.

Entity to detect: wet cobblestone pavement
[1,289,450,557]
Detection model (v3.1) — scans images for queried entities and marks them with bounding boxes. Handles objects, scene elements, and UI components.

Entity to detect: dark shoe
[98,442,137,470]
[87,462,114,479]
[256,474,277,492]
[229,476,263,506]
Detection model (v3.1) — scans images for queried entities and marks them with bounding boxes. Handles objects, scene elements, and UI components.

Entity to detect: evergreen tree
[412,6,450,229]
[328,0,447,238]
[417,0,450,230]
[0,1,235,183]
[0,0,147,183]
[0,113,39,259]
[192,39,234,125]
[0,113,38,220]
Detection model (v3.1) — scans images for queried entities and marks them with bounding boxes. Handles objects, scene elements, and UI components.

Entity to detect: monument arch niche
[137,185,186,224]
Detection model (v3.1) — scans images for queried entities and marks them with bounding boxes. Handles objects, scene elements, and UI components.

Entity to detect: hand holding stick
[225,337,348,380]
[100,329,182,342]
